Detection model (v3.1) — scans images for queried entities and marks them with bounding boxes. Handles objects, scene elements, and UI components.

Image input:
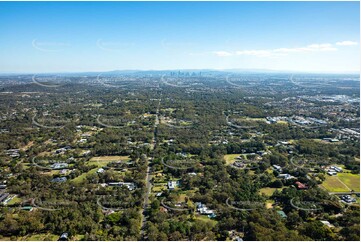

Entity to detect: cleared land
[6,196,22,205]
[72,155,130,183]
[89,155,130,163]
[321,172,360,193]
[195,214,218,226]
[224,154,242,165]
[321,176,350,192]
[259,187,281,196]
[337,173,360,192]
[17,233,59,241]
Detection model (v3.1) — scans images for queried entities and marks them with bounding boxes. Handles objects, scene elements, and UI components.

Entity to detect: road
[329,191,360,195]
[140,97,161,239]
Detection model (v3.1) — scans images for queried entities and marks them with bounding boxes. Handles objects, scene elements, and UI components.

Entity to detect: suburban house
[0,193,9,204]
[58,232,69,241]
[97,168,105,173]
[51,177,67,183]
[195,202,216,218]
[320,220,334,228]
[277,174,295,180]
[295,181,308,189]
[108,182,136,191]
[168,180,180,190]
[50,162,68,169]
[272,164,283,172]
[326,166,343,175]
[340,195,356,203]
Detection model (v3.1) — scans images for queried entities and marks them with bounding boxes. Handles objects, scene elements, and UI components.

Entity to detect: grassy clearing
[244,117,267,122]
[223,154,241,165]
[321,172,360,193]
[313,139,342,145]
[88,155,131,168]
[89,155,130,162]
[176,193,188,202]
[248,170,256,175]
[338,173,360,192]
[21,141,34,151]
[72,234,85,240]
[152,185,166,192]
[71,167,99,183]
[7,196,22,205]
[259,187,281,196]
[72,156,130,183]
[195,214,218,226]
[321,176,350,192]
[266,168,274,175]
[266,199,275,209]
[18,233,59,241]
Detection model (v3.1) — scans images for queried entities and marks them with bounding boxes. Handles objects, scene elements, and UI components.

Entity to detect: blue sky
[0,1,359,73]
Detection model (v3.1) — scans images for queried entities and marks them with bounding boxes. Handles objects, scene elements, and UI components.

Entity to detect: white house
[168,180,179,190]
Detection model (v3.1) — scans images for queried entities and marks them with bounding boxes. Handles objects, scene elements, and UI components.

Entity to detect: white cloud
[236,50,272,57]
[335,41,358,46]
[213,42,338,58]
[213,51,233,57]
[274,43,337,53]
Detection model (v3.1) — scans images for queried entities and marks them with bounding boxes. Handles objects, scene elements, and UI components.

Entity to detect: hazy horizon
[0,68,360,76]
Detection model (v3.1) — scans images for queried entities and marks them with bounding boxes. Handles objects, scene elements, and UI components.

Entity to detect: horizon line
[0,68,359,75]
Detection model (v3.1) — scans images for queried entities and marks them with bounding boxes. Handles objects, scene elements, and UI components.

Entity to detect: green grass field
[71,167,99,183]
[321,172,360,193]
[195,215,218,226]
[72,155,130,183]
[338,173,360,192]
[16,233,84,241]
[321,176,350,192]
[259,187,281,196]
[152,184,166,192]
[89,155,130,164]
[17,233,59,241]
[7,196,22,205]
[277,120,288,125]
[223,154,242,165]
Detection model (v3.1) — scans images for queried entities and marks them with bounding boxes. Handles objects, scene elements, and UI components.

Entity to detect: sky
[0,1,359,73]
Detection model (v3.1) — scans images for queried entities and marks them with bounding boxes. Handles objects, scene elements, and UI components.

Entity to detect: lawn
[89,155,131,168]
[89,155,130,164]
[266,199,275,209]
[195,214,218,226]
[259,187,281,196]
[223,154,241,165]
[7,195,22,205]
[266,168,274,175]
[277,120,288,125]
[72,235,85,240]
[244,117,267,122]
[321,176,350,192]
[18,233,59,241]
[248,170,256,175]
[71,167,99,183]
[338,173,360,192]
[152,184,166,192]
[72,156,130,183]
